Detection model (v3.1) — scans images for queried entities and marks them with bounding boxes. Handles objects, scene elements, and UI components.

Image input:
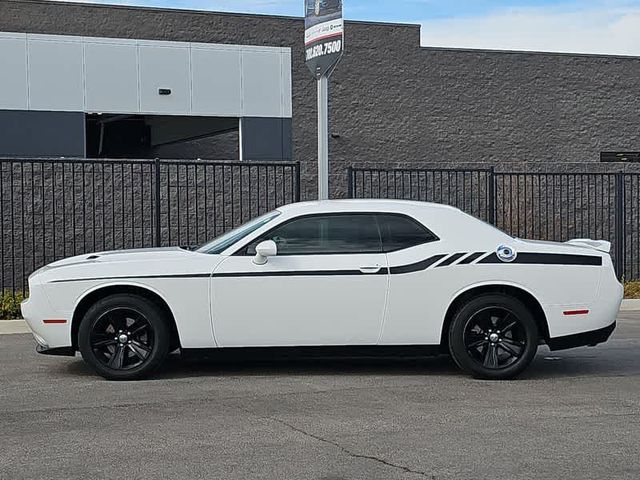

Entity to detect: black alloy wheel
[448,294,539,380]
[89,307,154,370]
[78,294,170,380]
[463,306,527,369]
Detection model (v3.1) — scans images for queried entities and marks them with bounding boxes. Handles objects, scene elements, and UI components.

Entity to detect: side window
[245,214,382,255]
[378,214,438,252]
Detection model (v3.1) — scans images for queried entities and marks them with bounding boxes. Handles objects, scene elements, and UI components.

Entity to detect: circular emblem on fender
[496,244,517,263]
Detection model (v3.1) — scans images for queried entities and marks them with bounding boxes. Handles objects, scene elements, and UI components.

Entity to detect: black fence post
[295,162,301,202]
[347,166,354,199]
[488,166,496,225]
[614,171,625,280]
[154,158,161,247]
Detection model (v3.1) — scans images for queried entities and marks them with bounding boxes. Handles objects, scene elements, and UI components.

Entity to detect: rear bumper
[547,321,616,351]
[36,345,76,357]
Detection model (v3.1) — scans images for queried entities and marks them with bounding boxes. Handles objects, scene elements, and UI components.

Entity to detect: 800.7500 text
[305,40,342,61]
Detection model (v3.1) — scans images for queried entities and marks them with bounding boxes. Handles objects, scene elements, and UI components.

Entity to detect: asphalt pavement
[1,313,639,480]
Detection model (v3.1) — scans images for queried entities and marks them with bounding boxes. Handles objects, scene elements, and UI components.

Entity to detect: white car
[21,200,622,380]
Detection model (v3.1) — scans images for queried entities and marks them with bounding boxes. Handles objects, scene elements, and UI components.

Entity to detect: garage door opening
[85,114,239,160]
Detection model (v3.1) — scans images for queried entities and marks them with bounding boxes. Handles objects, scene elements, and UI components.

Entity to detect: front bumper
[547,321,616,351]
[21,284,73,350]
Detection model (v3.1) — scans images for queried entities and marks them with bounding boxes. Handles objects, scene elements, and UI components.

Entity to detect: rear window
[377,214,438,252]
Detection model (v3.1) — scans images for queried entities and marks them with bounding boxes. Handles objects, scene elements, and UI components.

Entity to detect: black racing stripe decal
[478,253,501,264]
[212,268,390,278]
[457,252,486,265]
[435,253,467,267]
[479,252,602,266]
[49,251,602,284]
[388,254,447,275]
[50,273,211,283]
[50,269,390,282]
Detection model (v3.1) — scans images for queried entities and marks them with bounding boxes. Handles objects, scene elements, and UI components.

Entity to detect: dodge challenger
[21,200,622,380]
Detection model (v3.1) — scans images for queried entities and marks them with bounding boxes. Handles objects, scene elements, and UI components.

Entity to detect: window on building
[85,114,239,160]
[601,152,640,163]
[377,214,438,252]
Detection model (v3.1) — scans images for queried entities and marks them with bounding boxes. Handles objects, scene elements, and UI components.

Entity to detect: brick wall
[2,1,639,201]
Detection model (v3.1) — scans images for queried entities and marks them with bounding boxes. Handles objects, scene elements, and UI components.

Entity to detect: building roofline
[7,0,420,29]
[14,1,637,59]
[421,45,640,61]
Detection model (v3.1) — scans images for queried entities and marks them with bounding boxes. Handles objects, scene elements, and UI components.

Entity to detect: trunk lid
[564,239,611,253]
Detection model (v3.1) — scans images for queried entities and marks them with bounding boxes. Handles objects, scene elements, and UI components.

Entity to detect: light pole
[317,75,329,199]
[304,0,344,201]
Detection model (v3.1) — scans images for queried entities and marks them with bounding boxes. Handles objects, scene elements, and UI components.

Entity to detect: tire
[448,294,539,380]
[78,294,170,380]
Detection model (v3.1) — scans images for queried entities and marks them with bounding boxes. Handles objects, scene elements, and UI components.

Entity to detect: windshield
[197,210,282,254]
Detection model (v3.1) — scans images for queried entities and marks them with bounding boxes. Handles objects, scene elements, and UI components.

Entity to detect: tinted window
[378,214,438,252]
[246,214,382,255]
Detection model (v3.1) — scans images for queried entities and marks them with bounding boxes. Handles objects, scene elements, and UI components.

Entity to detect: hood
[30,246,223,284]
[35,247,203,277]
[45,247,190,269]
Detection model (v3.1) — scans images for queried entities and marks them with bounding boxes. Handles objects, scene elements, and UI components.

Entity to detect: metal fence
[1,158,300,295]
[3,160,638,295]
[348,167,640,281]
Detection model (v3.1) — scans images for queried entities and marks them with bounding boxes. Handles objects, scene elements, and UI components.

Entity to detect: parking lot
[0,312,639,480]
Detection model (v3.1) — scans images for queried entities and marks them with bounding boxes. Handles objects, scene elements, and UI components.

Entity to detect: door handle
[359,265,383,274]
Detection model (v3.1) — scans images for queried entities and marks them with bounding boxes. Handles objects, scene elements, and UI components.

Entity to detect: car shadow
[58,345,638,382]
[156,353,463,379]
[60,352,463,379]
[520,351,639,380]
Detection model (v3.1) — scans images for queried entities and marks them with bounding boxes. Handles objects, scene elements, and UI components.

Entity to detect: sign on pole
[305,0,344,78]
[305,0,344,200]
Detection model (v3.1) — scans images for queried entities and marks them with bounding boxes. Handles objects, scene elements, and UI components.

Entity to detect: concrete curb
[620,299,640,312]
[1,299,639,335]
[0,320,31,335]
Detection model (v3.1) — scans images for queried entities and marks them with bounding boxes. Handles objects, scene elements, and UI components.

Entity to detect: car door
[210,213,389,347]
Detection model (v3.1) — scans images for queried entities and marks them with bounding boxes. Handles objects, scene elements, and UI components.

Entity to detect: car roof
[276,199,460,215]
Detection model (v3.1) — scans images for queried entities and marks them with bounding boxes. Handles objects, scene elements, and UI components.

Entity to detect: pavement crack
[239,406,436,479]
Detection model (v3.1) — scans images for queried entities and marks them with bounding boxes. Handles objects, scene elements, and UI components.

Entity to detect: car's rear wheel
[78,294,170,380]
[448,294,538,380]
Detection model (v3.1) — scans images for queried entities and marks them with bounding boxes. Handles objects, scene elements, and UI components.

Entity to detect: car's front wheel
[448,294,539,380]
[78,294,170,380]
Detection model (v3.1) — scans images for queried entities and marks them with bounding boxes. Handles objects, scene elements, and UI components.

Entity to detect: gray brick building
[1,0,639,200]
[0,0,640,288]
